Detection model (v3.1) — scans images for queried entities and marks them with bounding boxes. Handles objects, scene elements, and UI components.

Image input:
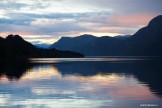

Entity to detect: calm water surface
[0,57,162,108]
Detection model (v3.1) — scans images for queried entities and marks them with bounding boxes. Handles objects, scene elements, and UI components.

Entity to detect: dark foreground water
[0,57,162,108]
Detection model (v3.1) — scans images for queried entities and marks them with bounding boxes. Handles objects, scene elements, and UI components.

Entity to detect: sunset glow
[0,0,161,44]
[0,64,159,107]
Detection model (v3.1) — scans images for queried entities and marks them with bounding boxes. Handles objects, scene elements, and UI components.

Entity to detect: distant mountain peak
[79,34,96,37]
[60,36,72,39]
[60,34,96,39]
[34,43,51,49]
[50,34,97,51]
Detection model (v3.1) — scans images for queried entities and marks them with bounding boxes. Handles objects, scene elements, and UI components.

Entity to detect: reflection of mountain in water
[0,60,33,80]
[0,59,162,97]
[54,60,162,97]
[132,60,162,97]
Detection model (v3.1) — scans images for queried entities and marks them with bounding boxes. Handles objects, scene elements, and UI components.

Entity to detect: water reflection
[0,57,162,108]
[0,60,33,80]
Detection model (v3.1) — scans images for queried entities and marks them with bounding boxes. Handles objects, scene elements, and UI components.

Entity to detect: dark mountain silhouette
[82,36,121,56]
[0,60,32,80]
[114,35,131,40]
[124,15,162,56]
[50,35,130,56]
[50,15,162,56]
[50,34,97,52]
[0,34,84,61]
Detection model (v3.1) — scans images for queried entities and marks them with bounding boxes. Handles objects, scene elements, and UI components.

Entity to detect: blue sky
[0,0,162,44]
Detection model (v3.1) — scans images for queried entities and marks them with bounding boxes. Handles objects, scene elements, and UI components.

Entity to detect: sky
[0,0,162,44]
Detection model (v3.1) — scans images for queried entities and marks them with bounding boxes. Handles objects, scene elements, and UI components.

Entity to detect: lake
[0,57,162,108]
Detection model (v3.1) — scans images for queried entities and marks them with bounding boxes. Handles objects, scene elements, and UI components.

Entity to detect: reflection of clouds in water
[0,64,161,108]
[21,65,61,80]
[22,66,158,100]
[63,73,125,82]
[0,92,112,108]
[2,98,113,108]
[0,75,9,83]
[32,88,76,95]
[0,94,10,106]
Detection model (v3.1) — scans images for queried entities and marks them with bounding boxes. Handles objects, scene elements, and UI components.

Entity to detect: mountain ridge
[50,15,162,56]
[50,34,97,52]
[0,34,84,61]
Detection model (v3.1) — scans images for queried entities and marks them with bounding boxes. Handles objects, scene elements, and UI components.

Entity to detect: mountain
[50,15,162,56]
[0,34,84,61]
[125,15,162,56]
[50,34,132,56]
[81,36,121,56]
[35,43,50,48]
[114,35,131,40]
[50,34,97,52]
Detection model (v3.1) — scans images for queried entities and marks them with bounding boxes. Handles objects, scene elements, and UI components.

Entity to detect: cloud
[0,1,28,10]
[62,0,162,14]
[22,35,58,44]
[0,18,33,25]
[0,11,110,35]
[0,0,162,44]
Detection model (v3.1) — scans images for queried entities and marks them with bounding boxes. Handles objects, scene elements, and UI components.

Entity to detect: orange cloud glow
[109,13,157,27]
